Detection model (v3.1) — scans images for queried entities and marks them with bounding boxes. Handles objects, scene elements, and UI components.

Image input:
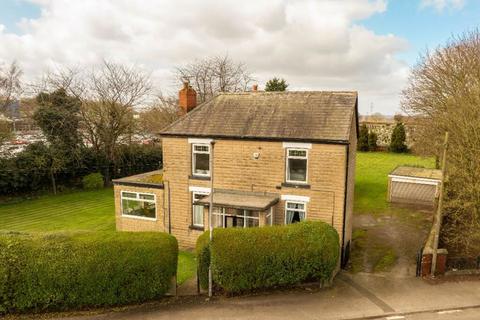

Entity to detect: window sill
[281,182,311,189]
[189,225,205,231]
[121,215,157,222]
[189,175,211,181]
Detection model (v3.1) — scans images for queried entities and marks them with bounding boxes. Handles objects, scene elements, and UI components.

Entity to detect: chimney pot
[252,84,258,92]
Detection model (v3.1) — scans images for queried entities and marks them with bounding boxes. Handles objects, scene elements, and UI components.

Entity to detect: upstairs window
[285,201,306,224]
[192,144,210,176]
[286,148,308,183]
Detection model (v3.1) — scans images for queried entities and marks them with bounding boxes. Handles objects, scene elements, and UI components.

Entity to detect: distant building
[359,114,416,148]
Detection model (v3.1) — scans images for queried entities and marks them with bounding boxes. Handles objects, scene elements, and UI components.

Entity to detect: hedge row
[0,231,178,314]
[196,221,340,293]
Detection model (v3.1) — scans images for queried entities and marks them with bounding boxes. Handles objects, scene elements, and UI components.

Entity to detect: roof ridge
[217,91,358,95]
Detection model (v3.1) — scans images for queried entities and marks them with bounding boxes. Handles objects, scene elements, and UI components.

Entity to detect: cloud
[420,0,465,11]
[0,0,409,114]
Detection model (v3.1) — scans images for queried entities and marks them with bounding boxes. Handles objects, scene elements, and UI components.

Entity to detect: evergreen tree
[33,88,82,193]
[368,131,377,151]
[389,122,408,153]
[358,124,369,151]
[265,77,288,91]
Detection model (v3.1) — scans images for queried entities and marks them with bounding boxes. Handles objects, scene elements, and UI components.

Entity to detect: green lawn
[354,152,435,214]
[0,188,116,232]
[0,187,195,285]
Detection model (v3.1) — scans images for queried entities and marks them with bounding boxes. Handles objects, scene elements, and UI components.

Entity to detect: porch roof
[196,189,279,211]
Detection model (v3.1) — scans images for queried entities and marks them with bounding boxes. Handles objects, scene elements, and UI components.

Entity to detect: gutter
[159,133,350,146]
[112,181,164,189]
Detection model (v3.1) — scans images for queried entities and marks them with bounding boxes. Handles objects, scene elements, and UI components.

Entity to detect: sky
[0,0,479,115]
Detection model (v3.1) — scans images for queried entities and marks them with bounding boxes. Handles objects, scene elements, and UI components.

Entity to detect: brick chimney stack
[179,81,197,115]
[252,84,258,92]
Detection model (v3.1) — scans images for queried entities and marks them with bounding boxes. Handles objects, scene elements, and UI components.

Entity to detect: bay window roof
[195,189,279,211]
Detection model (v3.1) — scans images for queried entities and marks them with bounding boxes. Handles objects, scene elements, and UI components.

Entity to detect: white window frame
[284,200,307,224]
[212,208,260,228]
[192,143,210,177]
[286,148,309,184]
[192,191,209,227]
[121,191,157,221]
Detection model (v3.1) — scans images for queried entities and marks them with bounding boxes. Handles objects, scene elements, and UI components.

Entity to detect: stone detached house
[113,83,358,266]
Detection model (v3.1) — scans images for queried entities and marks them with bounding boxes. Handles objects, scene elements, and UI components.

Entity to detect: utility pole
[431,131,449,277]
[208,140,215,297]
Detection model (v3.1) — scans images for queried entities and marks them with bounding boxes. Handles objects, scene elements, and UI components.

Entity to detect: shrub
[196,221,339,294]
[82,172,104,190]
[358,124,369,151]
[196,232,211,290]
[0,231,178,314]
[389,122,408,153]
[368,131,378,151]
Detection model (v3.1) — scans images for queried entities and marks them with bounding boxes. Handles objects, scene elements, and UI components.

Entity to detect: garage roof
[389,166,442,181]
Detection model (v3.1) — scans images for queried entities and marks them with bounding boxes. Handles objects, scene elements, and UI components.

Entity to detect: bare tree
[35,60,152,183]
[0,61,23,112]
[402,30,480,257]
[138,93,179,135]
[82,61,152,182]
[175,54,254,103]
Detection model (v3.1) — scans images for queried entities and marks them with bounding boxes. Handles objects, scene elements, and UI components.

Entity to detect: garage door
[390,181,437,205]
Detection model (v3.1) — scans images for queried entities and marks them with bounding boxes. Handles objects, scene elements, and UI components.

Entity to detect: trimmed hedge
[196,221,339,293]
[0,231,178,314]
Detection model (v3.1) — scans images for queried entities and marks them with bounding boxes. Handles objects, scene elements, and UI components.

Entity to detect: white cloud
[0,0,409,114]
[420,0,465,11]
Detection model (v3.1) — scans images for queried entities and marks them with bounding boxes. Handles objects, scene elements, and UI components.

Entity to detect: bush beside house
[0,231,177,314]
[197,221,340,294]
[82,172,104,190]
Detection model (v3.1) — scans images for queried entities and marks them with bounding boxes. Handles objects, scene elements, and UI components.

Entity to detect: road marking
[437,309,462,314]
[385,316,405,320]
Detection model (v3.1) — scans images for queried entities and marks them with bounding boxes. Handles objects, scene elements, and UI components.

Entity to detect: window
[192,144,210,176]
[286,148,308,183]
[212,208,260,228]
[192,192,208,227]
[285,201,306,224]
[121,191,156,220]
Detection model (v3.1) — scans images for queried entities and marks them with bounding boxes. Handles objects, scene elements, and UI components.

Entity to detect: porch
[195,189,279,228]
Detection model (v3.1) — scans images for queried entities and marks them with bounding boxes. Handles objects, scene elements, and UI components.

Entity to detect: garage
[388,166,442,206]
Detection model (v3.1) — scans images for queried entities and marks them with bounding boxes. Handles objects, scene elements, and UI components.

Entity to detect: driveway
[349,205,433,276]
[56,272,480,320]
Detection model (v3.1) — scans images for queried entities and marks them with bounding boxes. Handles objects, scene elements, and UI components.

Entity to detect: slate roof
[160,91,358,143]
